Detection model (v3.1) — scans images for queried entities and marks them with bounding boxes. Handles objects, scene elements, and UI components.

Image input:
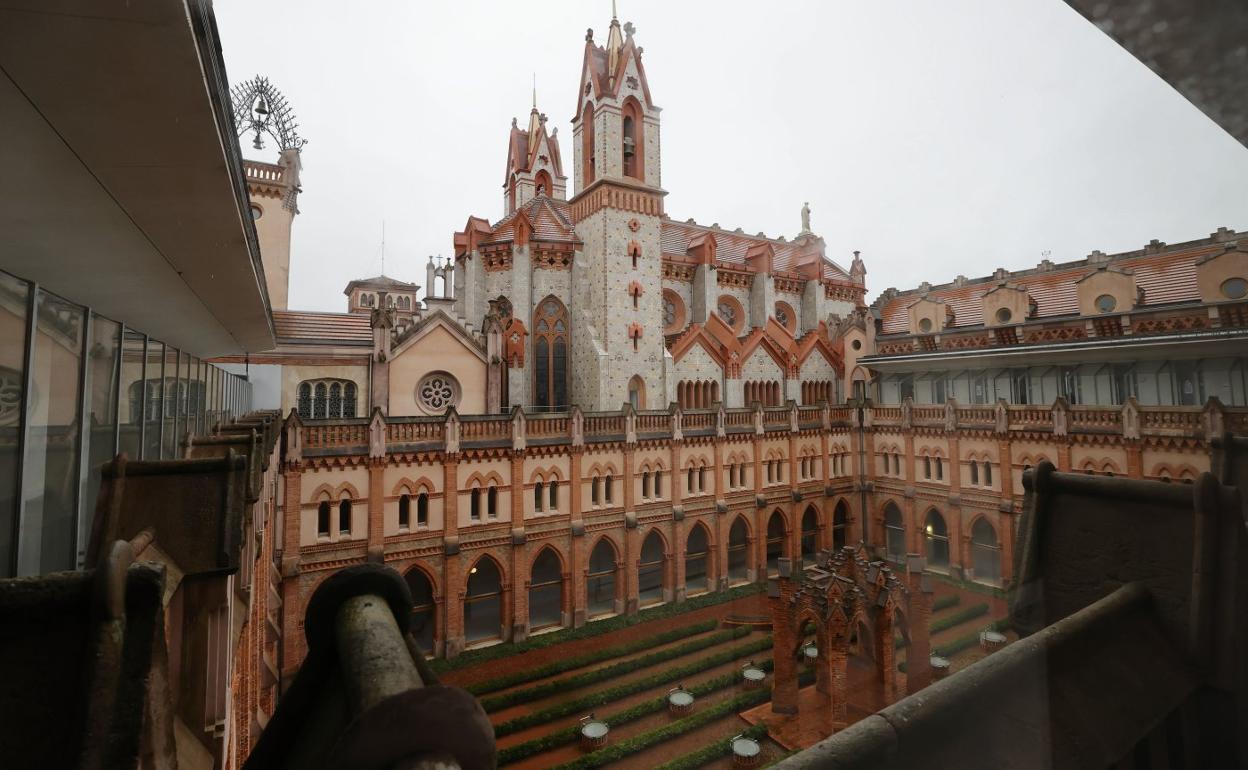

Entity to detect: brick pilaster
[1125,442,1144,479]
[442,456,463,657]
[366,460,385,563]
[569,448,587,626]
[829,648,849,728]
[770,579,799,715]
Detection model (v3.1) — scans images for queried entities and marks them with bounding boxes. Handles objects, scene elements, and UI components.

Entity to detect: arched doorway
[464,557,503,643]
[971,518,1002,584]
[923,509,950,570]
[529,548,564,631]
[404,567,436,653]
[766,511,787,575]
[587,538,619,617]
[685,524,711,595]
[728,516,750,583]
[533,296,569,408]
[833,500,849,551]
[801,505,820,562]
[628,375,646,410]
[884,502,906,563]
[638,530,666,606]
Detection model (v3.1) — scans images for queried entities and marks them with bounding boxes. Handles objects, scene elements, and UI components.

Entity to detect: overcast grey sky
[215,0,1248,312]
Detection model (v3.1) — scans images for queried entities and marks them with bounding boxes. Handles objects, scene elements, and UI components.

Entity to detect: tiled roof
[342,275,418,294]
[487,196,580,244]
[877,242,1221,335]
[661,220,852,281]
[273,310,372,344]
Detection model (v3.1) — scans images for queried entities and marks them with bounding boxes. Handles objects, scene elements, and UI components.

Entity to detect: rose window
[417,372,460,413]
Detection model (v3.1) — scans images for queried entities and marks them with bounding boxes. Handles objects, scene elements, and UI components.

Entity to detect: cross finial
[623,21,635,37]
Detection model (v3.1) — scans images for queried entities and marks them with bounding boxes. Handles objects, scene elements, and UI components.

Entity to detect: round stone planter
[742,664,767,690]
[579,717,609,751]
[667,686,695,716]
[931,655,951,680]
[979,630,1007,653]
[731,735,763,768]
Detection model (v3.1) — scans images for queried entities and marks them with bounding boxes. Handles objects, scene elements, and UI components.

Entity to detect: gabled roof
[485,196,581,246]
[874,235,1229,335]
[661,219,852,281]
[390,308,487,362]
[273,310,372,345]
[342,275,418,295]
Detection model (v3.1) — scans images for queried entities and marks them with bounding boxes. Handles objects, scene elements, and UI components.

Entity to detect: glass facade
[0,271,252,577]
[877,358,1248,407]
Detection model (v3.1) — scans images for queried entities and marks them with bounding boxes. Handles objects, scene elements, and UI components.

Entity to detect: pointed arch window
[533,296,569,408]
[298,378,359,419]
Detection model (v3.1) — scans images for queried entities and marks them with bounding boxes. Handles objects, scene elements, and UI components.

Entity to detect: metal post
[73,311,92,569]
[10,282,37,576]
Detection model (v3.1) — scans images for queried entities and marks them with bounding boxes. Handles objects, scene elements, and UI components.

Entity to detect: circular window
[775,301,796,332]
[852,339,862,351]
[417,372,460,414]
[250,205,262,220]
[918,318,933,333]
[995,307,1012,324]
[1221,277,1247,300]
[1095,294,1117,313]
[662,290,685,333]
[716,295,744,332]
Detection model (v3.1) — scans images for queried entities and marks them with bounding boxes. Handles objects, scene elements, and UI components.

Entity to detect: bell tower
[232,76,306,311]
[502,88,568,217]
[569,6,666,410]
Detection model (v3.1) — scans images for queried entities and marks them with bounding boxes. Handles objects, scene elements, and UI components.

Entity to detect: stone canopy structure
[769,548,933,729]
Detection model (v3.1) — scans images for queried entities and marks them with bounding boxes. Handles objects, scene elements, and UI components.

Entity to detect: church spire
[606,2,624,84]
[527,75,542,139]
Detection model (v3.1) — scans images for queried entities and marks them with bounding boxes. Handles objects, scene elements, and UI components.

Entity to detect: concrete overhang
[860,327,1248,373]
[0,0,275,356]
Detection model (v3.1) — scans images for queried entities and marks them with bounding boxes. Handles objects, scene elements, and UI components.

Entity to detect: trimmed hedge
[482,626,749,712]
[894,597,982,650]
[928,602,989,634]
[928,570,1008,599]
[899,618,1012,672]
[494,635,773,737]
[550,669,815,770]
[470,619,718,696]
[550,688,773,770]
[653,722,770,770]
[430,582,766,674]
[498,659,778,765]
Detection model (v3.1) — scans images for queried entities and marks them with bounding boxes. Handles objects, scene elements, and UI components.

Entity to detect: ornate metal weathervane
[230,75,307,152]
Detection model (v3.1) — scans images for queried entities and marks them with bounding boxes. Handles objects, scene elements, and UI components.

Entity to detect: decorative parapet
[288,399,1244,458]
